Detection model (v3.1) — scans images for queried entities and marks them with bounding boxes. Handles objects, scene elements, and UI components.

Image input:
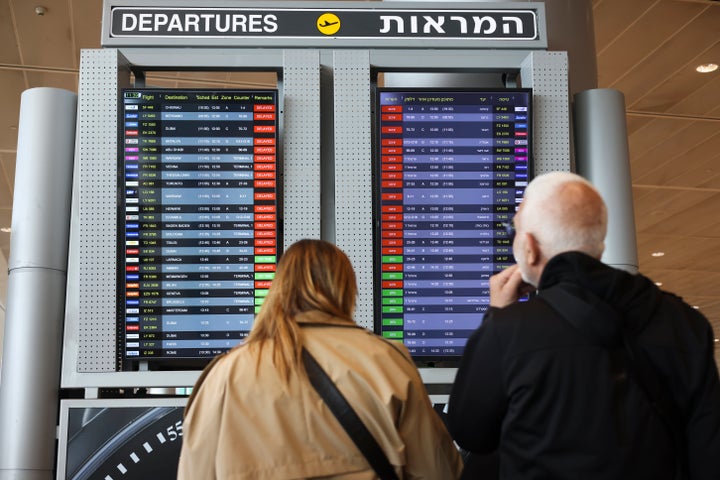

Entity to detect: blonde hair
[244,239,357,381]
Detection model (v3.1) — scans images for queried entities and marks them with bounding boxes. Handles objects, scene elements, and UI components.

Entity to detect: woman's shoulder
[300,320,410,364]
[185,344,255,412]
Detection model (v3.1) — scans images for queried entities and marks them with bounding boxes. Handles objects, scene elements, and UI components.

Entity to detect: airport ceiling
[0,0,718,353]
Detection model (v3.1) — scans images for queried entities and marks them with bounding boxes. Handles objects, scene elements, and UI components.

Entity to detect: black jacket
[448,251,720,479]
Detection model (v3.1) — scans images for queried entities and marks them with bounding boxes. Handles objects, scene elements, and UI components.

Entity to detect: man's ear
[524,233,542,266]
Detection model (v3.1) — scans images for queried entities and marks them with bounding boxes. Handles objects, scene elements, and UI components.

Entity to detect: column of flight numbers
[141,97,179,358]
[140,97,176,357]
[491,98,529,270]
[491,100,518,270]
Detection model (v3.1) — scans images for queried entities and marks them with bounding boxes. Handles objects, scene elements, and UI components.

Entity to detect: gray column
[282,50,322,247]
[333,50,373,329]
[0,88,77,480]
[0,252,7,378]
[574,88,638,274]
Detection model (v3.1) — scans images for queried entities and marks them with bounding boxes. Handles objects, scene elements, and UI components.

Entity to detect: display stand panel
[62,48,322,388]
[61,2,568,392]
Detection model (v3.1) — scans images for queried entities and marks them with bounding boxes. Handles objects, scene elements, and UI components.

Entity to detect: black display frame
[116,87,282,371]
[372,87,533,367]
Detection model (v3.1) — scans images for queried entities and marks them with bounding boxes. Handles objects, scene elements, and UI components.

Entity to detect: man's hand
[489,264,535,308]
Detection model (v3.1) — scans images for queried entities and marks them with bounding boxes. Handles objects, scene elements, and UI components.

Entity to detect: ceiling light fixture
[695,63,718,73]
[34,6,47,16]
[651,251,665,257]
[0,227,11,233]
[654,282,663,286]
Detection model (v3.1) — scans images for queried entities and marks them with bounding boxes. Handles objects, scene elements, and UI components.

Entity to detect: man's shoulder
[481,297,568,343]
[486,296,559,324]
[651,289,714,339]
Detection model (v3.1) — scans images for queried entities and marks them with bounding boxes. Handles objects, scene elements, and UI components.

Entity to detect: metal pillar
[574,88,639,273]
[0,87,77,480]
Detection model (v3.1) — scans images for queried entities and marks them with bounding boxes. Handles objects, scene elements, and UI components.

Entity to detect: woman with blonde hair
[178,239,463,479]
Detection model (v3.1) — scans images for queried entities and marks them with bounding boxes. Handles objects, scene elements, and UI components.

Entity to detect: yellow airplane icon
[317,13,341,35]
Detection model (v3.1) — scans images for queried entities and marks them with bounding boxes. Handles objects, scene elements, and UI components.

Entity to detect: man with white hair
[447,171,720,479]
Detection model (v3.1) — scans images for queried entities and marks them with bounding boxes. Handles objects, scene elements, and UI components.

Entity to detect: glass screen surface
[375,88,531,362]
[119,89,279,367]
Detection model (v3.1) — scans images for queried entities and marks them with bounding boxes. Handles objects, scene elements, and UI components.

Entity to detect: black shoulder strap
[302,348,400,480]
[541,285,688,477]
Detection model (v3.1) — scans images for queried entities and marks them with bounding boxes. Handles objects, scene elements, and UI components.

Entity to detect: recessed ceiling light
[651,251,665,257]
[692,305,700,310]
[0,227,11,233]
[654,282,663,286]
[696,63,718,73]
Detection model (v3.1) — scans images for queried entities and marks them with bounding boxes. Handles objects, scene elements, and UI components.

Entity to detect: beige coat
[177,310,463,479]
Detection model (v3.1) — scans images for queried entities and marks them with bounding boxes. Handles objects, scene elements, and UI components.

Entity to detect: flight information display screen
[118,89,279,368]
[374,88,531,362]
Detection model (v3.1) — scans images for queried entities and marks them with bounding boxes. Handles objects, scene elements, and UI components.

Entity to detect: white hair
[519,171,608,259]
